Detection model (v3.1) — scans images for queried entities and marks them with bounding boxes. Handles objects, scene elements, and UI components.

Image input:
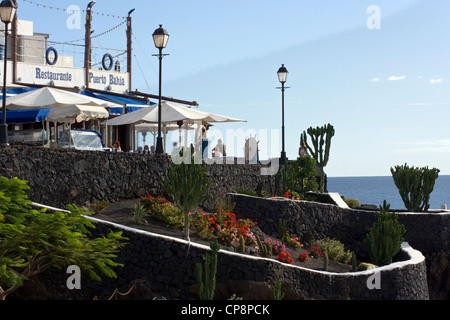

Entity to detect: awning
[80,91,154,115]
[0,108,52,124]
[91,91,150,106]
[0,87,154,124]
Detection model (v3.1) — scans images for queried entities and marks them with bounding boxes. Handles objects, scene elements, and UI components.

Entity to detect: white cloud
[371,77,380,82]
[391,139,450,154]
[388,75,406,81]
[430,77,443,84]
[405,102,433,106]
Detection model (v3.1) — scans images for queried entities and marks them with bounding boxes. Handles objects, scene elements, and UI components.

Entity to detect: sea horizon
[327,175,450,210]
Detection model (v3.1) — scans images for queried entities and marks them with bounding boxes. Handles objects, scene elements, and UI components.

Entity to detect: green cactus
[351,251,357,272]
[196,240,220,300]
[256,235,272,258]
[364,201,406,266]
[323,251,329,271]
[163,146,209,240]
[357,262,376,271]
[390,163,440,212]
[273,279,285,300]
[300,123,335,193]
[277,218,287,239]
[238,234,246,253]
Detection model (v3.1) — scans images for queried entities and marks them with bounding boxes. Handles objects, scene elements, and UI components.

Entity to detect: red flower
[278,252,293,263]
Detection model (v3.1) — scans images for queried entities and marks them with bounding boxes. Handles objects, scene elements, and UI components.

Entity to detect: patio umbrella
[0,83,29,89]
[5,87,120,110]
[135,122,196,149]
[46,104,109,124]
[106,101,245,153]
[106,101,246,126]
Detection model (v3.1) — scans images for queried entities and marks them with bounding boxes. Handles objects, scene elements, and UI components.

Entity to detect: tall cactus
[351,251,357,272]
[196,240,220,300]
[300,123,335,193]
[390,163,440,212]
[238,234,246,253]
[256,235,272,257]
[364,201,406,266]
[163,145,209,240]
[323,251,329,271]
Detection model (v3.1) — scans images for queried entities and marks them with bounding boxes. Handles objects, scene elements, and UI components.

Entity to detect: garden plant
[276,155,319,198]
[163,146,209,240]
[300,123,335,193]
[390,163,440,212]
[196,240,220,300]
[0,177,127,300]
[138,194,358,271]
[364,201,406,266]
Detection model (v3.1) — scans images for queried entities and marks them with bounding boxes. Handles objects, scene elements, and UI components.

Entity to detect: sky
[12,0,450,177]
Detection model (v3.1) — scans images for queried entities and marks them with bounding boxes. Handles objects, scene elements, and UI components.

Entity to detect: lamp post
[276,64,289,165]
[0,0,16,146]
[152,24,169,155]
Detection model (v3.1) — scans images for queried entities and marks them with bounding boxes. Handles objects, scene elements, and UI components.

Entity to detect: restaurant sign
[16,62,129,93]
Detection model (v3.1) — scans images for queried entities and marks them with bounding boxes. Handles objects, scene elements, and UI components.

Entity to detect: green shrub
[0,177,127,300]
[140,195,186,229]
[276,155,319,197]
[357,262,376,271]
[311,238,352,264]
[344,198,360,209]
[90,199,108,215]
[132,203,147,223]
[364,201,406,266]
[233,188,258,197]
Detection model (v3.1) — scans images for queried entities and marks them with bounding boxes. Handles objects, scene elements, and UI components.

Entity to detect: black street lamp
[0,0,16,146]
[276,64,289,165]
[152,24,169,155]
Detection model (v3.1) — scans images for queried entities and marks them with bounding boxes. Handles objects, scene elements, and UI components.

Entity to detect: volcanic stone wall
[230,193,450,299]
[38,217,428,300]
[229,194,450,259]
[0,146,277,208]
[0,146,439,300]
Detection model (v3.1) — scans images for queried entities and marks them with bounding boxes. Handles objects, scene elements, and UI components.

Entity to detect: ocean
[327,175,450,210]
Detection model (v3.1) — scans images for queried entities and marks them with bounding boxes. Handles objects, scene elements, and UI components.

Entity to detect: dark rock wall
[35,218,429,300]
[0,146,441,300]
[0,146,276,208]
[230,193,450,300]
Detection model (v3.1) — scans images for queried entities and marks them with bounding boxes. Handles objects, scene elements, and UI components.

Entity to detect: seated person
[212,148,223,158]
[111,140,121,151]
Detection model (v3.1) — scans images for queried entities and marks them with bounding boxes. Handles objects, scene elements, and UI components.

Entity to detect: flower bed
[137,194,354,272]
[86,196,429,300]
